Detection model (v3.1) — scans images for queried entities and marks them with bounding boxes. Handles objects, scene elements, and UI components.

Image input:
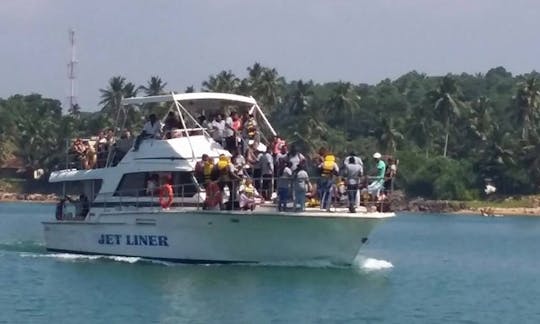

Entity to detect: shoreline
[2,193,540,216]
[453,207,540,217]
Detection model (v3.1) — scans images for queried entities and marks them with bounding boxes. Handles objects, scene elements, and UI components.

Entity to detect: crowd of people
[70,129,134,169]
[194,133,398,213]
[69,109,397,212]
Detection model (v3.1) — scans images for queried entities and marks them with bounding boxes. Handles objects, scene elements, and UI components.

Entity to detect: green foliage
[4,65,540,200]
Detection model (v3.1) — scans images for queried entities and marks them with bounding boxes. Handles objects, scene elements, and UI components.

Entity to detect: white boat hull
[43,209,393,265]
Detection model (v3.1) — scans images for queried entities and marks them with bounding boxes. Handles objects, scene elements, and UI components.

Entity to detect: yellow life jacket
[243,184,255,197]
[203,161,214,182]
[321,155,335,177]
[217,156,230,176]
[246,119,256,137]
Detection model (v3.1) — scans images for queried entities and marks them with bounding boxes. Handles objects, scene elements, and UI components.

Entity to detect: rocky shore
[0,192,59,202]
[1,190,540,216]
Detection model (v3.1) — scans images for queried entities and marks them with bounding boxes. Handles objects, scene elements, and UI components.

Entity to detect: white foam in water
[20,252,145,264]
[20,252,100,261]
[107,256,141,263]
[354,255,393,271]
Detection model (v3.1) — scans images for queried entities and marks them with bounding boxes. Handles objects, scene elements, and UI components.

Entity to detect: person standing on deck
[366,152,386,198]
[277,161,292,212]
[343,156,363,213]
[318,153,339,211]
[293,162,310,212]
[258,146,274,201]
[215,154,240,210]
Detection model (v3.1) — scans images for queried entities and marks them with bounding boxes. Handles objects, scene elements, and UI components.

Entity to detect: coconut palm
[139,76,167,96]
[326,82,360,130]
[469,96,493,142]
[202,70,240,93]
[378,116,404,154]
[99,76,139,129]
[138,76,168,117]
[427,75,464,157]
[251,67,284,113]
[287,80,314,115]
[515,77,540,140]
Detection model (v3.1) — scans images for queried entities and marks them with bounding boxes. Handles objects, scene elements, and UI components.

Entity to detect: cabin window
[114,172,198,197]
[171,172,198,197]
[115,173,147,197]
[64,179,102,202]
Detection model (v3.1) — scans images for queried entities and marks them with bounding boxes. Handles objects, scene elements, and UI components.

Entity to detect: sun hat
[373,152,382,159]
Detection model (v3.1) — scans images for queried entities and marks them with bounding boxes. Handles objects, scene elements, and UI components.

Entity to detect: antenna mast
[67,28,79,115]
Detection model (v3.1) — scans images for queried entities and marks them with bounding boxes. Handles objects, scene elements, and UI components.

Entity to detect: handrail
[83,174,394,212]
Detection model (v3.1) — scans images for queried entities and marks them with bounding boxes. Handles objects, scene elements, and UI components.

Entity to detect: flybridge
[121,92,277,139]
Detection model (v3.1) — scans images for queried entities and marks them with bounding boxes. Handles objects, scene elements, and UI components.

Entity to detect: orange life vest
[205,181,222,208]
[159,183,174,209]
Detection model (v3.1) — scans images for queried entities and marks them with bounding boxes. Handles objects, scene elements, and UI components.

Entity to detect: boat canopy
[49,168,108,183]
[121,92,257,107]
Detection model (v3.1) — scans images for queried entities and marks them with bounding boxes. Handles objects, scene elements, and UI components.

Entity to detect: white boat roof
[119,136,230,164]
[121,92,257,106]
[49,136,230,183]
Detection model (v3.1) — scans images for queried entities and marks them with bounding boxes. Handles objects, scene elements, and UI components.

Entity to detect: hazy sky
[1,0,539,111]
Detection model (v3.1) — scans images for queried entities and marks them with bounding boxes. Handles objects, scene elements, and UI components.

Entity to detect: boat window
[171,172,198,197]
[114,173,147,197]
[64,179,102,202]
[114,172,199,197]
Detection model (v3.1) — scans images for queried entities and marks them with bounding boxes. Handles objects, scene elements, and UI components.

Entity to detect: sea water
[1,202,540,323]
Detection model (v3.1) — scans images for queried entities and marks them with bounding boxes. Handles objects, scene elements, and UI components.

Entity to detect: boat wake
[18,252,172,265]
[353,255,394,272]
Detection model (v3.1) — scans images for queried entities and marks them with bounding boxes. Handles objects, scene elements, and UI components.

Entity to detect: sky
[1,0,539,111]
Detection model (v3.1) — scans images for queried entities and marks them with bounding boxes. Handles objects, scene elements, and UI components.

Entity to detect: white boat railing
[56,174,393,221]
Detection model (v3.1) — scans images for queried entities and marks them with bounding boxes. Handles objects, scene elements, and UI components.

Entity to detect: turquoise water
[1,202,540,323]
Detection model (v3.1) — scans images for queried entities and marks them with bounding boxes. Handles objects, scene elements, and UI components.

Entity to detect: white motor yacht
[43,92,395,265]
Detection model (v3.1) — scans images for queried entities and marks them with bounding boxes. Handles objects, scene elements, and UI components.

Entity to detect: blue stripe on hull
[46,248,254,264]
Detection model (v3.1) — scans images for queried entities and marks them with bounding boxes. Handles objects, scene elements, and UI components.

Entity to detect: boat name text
[98,234,169,246]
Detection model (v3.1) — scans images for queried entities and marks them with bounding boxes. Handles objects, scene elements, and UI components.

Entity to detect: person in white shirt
[224,112,236,152]
[133,114,162,151]
[257,147,274,200]
[211,114,226,146]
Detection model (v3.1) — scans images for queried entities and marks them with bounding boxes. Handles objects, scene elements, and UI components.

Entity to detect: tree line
[1,64,539,200]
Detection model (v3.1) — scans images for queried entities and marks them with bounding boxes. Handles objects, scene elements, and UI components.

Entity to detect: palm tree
[515,77,540,140]
[99,76,139,128]
[407,101,436,157]
[287,80,314,115]
[378,116,404,154]
[202,70,240,93]
[469,96,493,142]
[99,76,126,117]
[326,82,360,130]
[428,75,464,157]
[251,67,284,113]
[139,76,168,117]
[139,76,167,96]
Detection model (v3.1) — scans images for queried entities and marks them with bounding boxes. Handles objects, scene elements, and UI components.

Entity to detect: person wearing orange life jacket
[215,154,240,210]
[159,175,174,209]
[318,153,339,211]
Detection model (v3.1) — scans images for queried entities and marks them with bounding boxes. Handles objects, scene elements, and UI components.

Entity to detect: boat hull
[43,210,391,265]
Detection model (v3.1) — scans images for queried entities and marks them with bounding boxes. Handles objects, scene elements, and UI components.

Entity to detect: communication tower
[67,28,79,115]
